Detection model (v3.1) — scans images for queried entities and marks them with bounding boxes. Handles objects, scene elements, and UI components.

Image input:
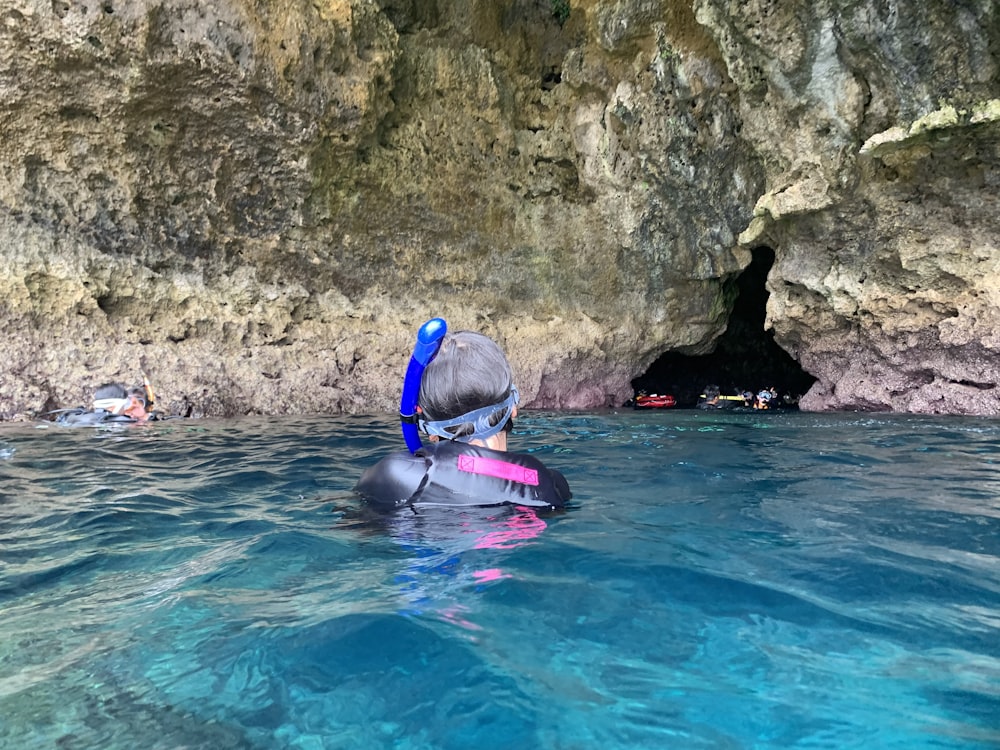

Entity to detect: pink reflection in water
[473,507,548,550]
[472,567,508,583]
[437,604,483,631]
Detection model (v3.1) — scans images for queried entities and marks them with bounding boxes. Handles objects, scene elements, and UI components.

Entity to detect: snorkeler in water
[48,382,149,425]
[47,370,168,426]
[354,320,571,512]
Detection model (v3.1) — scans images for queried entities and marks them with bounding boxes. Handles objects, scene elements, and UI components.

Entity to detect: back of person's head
[94,383,127,401]
[703,384,721,400]
[419,330,516,439]
[92,382,134,416]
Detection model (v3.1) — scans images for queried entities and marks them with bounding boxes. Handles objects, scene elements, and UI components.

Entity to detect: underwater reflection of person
[355,329,571,512]
[331,498,555,631]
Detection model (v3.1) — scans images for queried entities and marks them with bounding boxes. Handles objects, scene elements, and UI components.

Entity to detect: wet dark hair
[418,330,515,438]
[703,384,721,400]
[94,382,128,400]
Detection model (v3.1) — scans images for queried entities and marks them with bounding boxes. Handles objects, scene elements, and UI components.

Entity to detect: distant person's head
[93,382,149,420]
[418,330,519,449]
[94,383,127,403]
[703,384,720,403]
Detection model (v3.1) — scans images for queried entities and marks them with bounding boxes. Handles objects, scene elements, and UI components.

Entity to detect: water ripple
[0,413,997,749]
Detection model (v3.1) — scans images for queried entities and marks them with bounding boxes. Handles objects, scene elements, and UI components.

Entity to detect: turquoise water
[1,411,998,749]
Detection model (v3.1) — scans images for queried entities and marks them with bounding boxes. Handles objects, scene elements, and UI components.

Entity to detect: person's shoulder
[54,409,115,426]
[358,449,426,477]
[354,449,429,510]
[519,450,572,497]
[423,441,572,508]
[500,447,555,470]
[433,441,548,470]
[485,445,573,505]
[512,450,572,506]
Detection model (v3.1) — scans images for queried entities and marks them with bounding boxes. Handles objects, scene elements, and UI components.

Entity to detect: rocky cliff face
[0,0,996,419]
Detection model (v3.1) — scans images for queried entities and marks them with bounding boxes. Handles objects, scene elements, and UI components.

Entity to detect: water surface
[1,411,998,749]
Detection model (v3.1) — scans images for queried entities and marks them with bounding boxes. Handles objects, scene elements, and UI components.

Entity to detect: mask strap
[93,398,129,415]
[419,386,519,443]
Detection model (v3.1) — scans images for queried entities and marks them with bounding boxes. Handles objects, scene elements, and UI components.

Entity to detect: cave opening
[630,246,817,408]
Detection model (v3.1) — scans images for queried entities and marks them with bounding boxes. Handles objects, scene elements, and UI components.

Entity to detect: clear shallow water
[1,410,998,749]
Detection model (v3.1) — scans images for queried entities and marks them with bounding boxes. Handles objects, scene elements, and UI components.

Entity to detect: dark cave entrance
[630,246,817,408]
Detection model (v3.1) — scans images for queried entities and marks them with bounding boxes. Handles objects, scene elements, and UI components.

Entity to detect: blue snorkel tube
[400,317,447,453]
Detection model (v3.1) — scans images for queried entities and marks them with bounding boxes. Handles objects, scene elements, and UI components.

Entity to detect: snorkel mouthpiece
[400,317,447,453]
[412,318,447,366]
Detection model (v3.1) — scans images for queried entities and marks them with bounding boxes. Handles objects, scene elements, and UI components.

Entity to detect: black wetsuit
[52,408,138,426]
[51,409,171,426]
[355,440,571,512]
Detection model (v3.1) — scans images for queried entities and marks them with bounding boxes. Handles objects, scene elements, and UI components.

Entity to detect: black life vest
[354,440,571,512]
[51,408,139,426]
[48,408,170,426]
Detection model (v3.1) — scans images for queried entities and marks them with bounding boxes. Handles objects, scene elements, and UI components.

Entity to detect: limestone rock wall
[0,0,996,418]
[761,106,1000,414]
[724,0,1000,414]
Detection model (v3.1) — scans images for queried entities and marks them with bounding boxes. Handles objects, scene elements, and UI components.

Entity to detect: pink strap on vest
[457,455,539,486]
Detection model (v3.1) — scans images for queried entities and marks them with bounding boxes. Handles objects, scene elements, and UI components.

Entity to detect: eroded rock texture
[0,0,996,418]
